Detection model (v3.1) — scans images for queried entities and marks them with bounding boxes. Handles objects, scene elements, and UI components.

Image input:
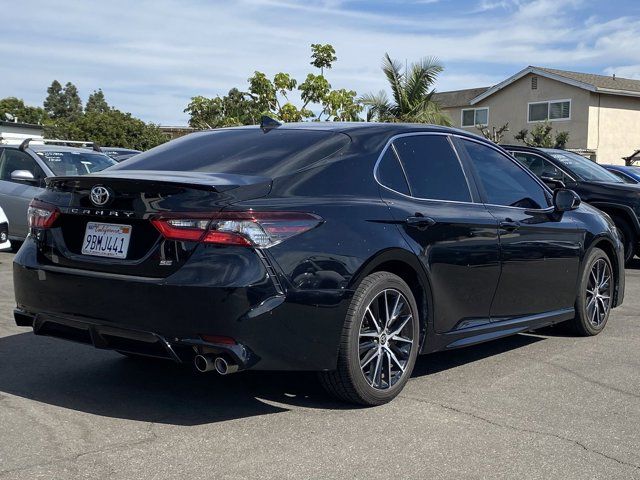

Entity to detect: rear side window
[377,147,410,195]
[392,135,471,202]
[113,128,350,177]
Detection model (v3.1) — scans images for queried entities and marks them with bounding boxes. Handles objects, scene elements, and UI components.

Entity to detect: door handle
[406,215,437,230]
[499,219,520,232]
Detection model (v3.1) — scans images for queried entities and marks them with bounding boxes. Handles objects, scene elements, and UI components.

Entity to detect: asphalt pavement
[0,251,639,479]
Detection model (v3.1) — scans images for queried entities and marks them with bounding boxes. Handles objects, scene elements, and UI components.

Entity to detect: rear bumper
[14,309,254,367]
[13,237,351,370]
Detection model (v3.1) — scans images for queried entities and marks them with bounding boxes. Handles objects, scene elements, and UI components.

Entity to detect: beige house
[435,66,640,165]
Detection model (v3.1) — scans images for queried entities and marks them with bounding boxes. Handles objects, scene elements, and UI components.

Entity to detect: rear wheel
[611,215,635,265]
[319,272,420,406]
[571,247,614,336]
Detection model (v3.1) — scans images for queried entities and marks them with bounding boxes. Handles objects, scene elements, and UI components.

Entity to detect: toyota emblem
[90,186,112,207]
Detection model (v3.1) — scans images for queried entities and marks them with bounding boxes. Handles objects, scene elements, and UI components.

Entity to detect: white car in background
[0,206,11,251]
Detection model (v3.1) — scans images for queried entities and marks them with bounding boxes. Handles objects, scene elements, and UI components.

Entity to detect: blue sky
[1,0,639,124]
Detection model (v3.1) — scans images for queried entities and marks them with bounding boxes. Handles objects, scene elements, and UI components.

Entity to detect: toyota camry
[13,120,624,405]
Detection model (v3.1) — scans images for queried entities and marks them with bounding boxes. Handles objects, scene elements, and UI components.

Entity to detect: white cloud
[0,0,638,124]
[604,65,640,80]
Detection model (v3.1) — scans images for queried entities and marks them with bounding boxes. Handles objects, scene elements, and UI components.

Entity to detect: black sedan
[13,122,624,405]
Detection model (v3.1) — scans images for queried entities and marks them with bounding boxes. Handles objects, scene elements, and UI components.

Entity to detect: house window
[461,108,489,127]
[528,100,570,122]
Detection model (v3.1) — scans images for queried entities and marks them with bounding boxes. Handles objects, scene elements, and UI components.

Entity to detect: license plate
[81,222,132,259]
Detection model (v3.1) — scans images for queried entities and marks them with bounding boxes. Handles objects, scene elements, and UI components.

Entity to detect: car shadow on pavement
[0,330,543,424]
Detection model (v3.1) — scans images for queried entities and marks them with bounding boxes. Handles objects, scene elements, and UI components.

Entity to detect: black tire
[319,272,420,406]
[570,247,614,336]
[611,215,635,265]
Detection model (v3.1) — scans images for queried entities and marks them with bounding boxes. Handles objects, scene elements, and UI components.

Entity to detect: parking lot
[0,250,638,479]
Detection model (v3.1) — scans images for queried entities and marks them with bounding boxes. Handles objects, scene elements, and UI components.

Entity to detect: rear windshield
[110,128,351,177]
[36,150,117,176]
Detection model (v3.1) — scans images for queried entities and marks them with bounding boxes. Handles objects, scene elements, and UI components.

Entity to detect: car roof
[3,144,106,154]
[208,122,489,143]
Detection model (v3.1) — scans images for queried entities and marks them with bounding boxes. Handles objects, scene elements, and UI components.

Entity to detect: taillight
[151,211,322,248]
[27,200,60,229]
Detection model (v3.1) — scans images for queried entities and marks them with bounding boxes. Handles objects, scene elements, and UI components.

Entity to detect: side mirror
[10,170,37,184]
[541,176,565,190]
[553,188,581,212]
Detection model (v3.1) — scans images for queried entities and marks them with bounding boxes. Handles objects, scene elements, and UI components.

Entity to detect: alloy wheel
[358,289,414,389]
[585,258,612,327]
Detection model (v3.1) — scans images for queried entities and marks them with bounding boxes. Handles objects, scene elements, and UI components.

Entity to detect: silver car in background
[0,142,116,240]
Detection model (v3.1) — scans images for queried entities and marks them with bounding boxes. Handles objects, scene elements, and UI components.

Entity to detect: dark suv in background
[505,145,640,264]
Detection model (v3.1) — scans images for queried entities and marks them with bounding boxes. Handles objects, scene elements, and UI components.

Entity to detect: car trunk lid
[37,171,272,277]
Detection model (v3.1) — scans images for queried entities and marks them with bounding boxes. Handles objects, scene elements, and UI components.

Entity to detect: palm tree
[361,53,451,126]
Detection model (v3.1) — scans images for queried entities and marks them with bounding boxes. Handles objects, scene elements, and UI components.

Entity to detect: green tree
[44,80,83,119]
[476,123,510,144]
[0,97,49,124]
[85,89,110,114]
[43,80,65,118]
[515,122,569,149]
[310,43,337,75]
[63,82,83,119]
[361,54,451,125]
[37,81,166,148]
[47,109,166,150]
[185,43,362,128]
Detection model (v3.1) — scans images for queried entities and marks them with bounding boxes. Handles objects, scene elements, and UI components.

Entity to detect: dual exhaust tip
[194,354,239,375]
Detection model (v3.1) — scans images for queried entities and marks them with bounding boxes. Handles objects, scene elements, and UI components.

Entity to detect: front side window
[462,140,548,209]
[512,152,570,183]
[461,108,489,127]
[528,100,570,122]
[0,149,45,184]
[392,135,471,202]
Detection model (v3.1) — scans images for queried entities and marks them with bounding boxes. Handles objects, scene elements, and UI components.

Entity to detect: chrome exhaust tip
[194,354,216,373]
[214,356,239,375]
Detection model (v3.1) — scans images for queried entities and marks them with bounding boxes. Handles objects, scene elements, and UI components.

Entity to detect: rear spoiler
[46,170,272,192]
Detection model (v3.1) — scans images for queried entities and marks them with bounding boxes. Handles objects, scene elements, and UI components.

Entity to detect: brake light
[27,200,60,229]
[151,211,323,248]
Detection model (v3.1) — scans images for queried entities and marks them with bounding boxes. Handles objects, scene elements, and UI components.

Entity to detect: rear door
[457,138,582,319]
[0,148,47,238]
[377,133,501,333]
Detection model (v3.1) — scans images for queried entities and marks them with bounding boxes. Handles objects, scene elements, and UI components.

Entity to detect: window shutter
[531,77,538,90]
[549,101,570,120]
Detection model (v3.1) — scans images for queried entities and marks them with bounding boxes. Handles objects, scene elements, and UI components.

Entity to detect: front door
[0,149,47,238]
[456,138,582,319]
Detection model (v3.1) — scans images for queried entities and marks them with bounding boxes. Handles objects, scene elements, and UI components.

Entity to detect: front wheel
[319,272,420,406]
[571,247,614,336]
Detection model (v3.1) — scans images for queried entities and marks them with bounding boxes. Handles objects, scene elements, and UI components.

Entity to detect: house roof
[470,66,640,105]
[432,87,489,108]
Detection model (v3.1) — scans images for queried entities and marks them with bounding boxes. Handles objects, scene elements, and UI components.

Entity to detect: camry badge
[90,186,112,207]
